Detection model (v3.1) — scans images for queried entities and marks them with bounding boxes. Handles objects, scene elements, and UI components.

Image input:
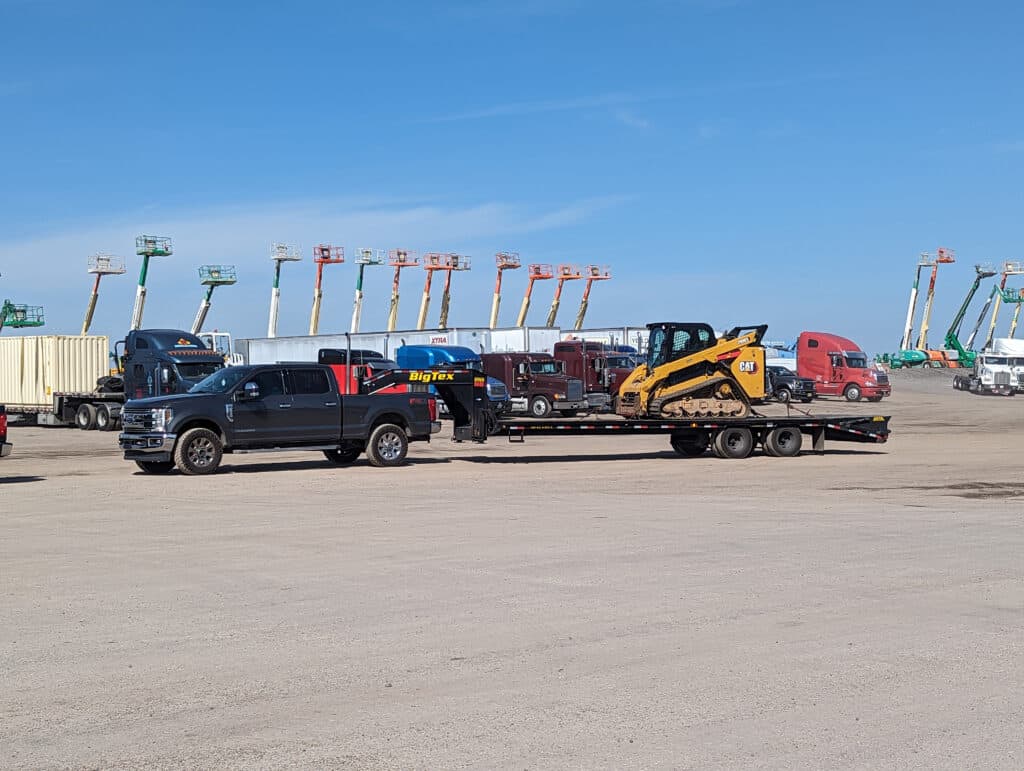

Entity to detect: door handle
[278,403,292,408]
[324,401,338,406]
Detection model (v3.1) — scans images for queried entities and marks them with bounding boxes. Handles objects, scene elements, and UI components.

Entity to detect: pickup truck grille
[567,379,584,402]
[121,409,154,432]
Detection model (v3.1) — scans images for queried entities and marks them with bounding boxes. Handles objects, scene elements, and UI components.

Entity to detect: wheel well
[371,413,408,432]
[176,419,224,442]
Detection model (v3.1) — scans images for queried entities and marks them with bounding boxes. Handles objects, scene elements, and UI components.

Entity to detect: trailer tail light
[0,412,6,436]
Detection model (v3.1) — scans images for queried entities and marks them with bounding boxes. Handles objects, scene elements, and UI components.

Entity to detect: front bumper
[585,392,613,410]
[0,441,11,458]
[119,431,176,461]
[553,399,588,412]
[863,385,891,397]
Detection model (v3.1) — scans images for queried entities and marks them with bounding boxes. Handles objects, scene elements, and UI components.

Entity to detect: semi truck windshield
[189,367,252,394]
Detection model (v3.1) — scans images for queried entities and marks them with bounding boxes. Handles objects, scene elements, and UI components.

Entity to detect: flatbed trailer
[365,367,891,459]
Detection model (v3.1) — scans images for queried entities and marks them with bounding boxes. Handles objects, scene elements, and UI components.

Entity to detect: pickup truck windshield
[189,367,252,394]
[529,361,561,375]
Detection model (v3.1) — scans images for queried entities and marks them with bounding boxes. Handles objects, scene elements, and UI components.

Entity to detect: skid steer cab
[616,322,768,419]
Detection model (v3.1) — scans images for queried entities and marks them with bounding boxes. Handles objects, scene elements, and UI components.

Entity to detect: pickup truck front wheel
[174,427,223,475]
[366,423,408,467]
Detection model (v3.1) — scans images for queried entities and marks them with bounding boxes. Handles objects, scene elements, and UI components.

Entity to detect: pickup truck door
[285,368,340,445]
[231,369,292,446]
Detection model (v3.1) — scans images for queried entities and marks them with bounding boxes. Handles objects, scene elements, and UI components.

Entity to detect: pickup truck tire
[366,423,408,467]
[135,460,175,474]
[324,446,362,465]
[764,426,802,457]
[844,384,862,402]
[174,427,223,475]
[529,396,552,418]
[76,403,97,431]
[774,387,792,403]
[711,427,753,459]
[95,404,116,431]
[801,396,813,403]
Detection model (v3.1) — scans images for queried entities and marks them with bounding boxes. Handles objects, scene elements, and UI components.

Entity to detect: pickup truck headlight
[151,407,173,432]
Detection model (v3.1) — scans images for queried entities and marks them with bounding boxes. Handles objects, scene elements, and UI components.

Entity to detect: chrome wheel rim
[376,432,403,461]
[188,437,216,467]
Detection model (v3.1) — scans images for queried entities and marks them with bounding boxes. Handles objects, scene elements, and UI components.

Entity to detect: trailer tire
[324,446,362,465]
[529,396,552,418]
[775,387,792,404]
[764,426,802,457]
[366,423,409,467]
[844,384,862,402]
[174,427,223,475]
[712,427,754,459]
[75,403,97,430]
[670,432,709,457]
[95,404,116,431]
[135,460,175,474]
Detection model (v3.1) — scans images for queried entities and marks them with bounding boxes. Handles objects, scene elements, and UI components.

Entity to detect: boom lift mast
[309,245,344,336]
[267,243,301,338]
[386,250,419,332]
[490,252,521,329]
[574,265,610,330]
[916,247,956,351]
[943,264,996,368]
[351,248,384,333]
[82,254,126,335]
[983,261,1024,349]
[192,265,237,335]
[130,235,171,331]
[516,264,553,327]
[545,264,582,328]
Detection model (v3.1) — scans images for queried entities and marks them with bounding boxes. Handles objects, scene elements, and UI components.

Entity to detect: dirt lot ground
[2,369,1023,769]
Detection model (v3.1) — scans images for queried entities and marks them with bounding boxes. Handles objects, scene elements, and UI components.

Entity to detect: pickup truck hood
[124,392,222,410]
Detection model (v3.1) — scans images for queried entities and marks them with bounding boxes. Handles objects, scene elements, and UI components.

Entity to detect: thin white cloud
[420,92,670,123]
[993,140,1024,153]
[614,109,651,130]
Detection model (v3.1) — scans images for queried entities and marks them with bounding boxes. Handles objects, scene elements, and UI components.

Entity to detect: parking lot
[3,370,1023,768]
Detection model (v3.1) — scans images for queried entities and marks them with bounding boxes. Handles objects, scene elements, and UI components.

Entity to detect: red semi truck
[552,340,636,411]
[796,332,891,402]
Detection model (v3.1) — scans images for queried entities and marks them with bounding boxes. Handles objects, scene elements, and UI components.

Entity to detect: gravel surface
[2,378,1022,769]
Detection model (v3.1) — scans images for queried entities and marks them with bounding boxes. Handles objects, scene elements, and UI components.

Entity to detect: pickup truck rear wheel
[324,446,362,465]
[367,423,408,467]
[174,427,223,475]
[75,403,97,430]
[135,460,175,474]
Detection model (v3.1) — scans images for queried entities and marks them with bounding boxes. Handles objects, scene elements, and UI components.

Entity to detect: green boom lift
[944,265,997,368]
[0,299,45,334]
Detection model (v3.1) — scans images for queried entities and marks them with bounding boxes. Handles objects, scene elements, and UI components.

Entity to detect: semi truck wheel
[135,460,175,474]
[529,395,552,418]
[324,446,362,465]
[844,384,862,402]
[75,403,97,430]
[95,404,116,431]
[711,427,753,459]
[670,431,709,457]
[763,426,802,457]
[366,423,409,467]
[174,428,223,475]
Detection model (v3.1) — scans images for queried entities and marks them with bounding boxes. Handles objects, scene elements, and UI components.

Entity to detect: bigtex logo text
[409,371,456,383]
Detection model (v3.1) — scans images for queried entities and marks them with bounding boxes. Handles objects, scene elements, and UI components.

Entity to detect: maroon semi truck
[480,352,587,418]
[553,340,637,412]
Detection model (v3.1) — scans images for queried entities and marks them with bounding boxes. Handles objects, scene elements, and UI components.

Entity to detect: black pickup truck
[1,405,11,458]
[118,363,439,474]
[767,365,816,404]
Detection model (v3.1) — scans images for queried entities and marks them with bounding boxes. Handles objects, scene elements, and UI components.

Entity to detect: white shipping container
[0,335,109,410]
[243,327,495,364]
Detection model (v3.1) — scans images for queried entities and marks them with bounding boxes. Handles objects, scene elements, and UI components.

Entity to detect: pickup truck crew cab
[119,363,438,474]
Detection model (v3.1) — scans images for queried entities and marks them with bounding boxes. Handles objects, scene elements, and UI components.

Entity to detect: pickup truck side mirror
[238,382,260,400]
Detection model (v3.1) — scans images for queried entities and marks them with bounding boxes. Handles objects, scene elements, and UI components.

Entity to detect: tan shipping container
[0,336,110,410]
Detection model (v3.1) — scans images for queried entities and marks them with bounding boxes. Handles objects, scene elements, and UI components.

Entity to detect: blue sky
[2,0,1023,354]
